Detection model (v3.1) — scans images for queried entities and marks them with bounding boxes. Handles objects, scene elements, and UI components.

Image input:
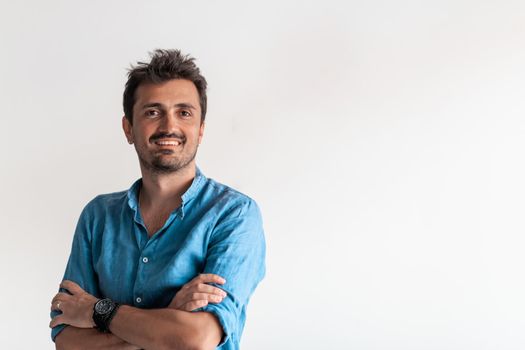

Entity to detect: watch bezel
[95,298,114,315]
[93,298,120,333]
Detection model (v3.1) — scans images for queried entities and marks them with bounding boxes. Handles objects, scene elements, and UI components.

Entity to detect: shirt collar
[126,166,207,220]
[180,166,206,218]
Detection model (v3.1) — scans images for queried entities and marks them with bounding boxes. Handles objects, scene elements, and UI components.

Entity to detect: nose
[159,109,180,133]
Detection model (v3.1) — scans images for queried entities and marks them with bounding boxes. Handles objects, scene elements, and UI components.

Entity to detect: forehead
[134,79,200,109]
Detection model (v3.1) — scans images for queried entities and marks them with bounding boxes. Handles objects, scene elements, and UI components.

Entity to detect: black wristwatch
[93,298,120,333]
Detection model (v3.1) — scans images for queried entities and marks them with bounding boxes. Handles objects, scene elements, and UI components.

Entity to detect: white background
[1,0,525,349]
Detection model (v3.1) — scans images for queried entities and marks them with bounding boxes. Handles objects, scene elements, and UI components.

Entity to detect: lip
[152,139,183,147]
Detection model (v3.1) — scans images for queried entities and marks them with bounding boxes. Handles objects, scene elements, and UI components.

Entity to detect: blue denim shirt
[51,167,266,350]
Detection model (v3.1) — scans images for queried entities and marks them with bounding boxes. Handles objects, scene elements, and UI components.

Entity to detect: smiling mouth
[153,139,182,146]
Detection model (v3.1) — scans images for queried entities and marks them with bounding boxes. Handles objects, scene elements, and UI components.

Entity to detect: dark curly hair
[123,49,208,124]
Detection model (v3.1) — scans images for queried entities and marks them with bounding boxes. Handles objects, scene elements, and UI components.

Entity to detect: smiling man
[49,49,266,350]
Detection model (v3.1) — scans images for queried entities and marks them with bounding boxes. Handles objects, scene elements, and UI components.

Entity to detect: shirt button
[136,297,142,303]
[142,257,149,263]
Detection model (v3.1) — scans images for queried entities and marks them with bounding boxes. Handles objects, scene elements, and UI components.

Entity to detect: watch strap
[104,302,120,332]
[93,299,120,333]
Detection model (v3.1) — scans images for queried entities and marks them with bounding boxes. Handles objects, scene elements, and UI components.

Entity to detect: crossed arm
[51,274,227,350]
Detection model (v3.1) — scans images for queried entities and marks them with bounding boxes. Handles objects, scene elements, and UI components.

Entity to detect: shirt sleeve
[201,199,266,347]
[50,200,102,342]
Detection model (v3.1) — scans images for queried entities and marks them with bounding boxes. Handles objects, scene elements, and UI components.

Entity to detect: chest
[141,209,172,236]
[93,217,209,308]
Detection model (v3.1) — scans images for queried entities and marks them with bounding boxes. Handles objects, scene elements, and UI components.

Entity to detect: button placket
[133,246,149,306]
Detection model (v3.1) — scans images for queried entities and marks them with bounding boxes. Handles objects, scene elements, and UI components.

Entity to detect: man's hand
[50,280,98,329]
[168,274,227,311]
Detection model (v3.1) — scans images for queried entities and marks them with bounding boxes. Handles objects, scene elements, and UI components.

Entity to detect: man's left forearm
[109,305,222,350]
[55,326,140,350]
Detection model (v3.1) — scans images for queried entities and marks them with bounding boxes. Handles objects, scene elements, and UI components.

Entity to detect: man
[49,49,266,350]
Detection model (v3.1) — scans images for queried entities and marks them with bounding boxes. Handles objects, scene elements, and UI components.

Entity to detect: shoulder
[201,177,262,221]
[79,189,129,219]
[73,189,130,241]
[199,178,265,251]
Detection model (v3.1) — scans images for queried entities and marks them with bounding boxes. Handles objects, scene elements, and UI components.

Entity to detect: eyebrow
[141,102,197,110]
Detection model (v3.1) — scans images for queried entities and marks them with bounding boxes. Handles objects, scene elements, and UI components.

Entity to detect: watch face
[95,299,113,315]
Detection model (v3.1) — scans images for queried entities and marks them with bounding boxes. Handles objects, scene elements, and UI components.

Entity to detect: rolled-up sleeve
[50,200,101,341]
[202,199,266,347]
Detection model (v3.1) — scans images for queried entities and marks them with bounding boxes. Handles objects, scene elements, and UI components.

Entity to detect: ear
[198,121,205,145]
[122,116,134,144]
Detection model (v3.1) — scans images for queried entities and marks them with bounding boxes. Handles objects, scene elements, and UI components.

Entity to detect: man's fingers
[181,299,209,311]
[50,299,67,312]
[189,292,224,303]
[195,284,227,297]
[52,292,71,303]
[51,292,71,311]
[50,301,60,312]
[49,315,65,328]
[196,273,226,285]
[173,274,227,311]
[172,290,225,310]
[60,280,84,295]
[184,274,225,289]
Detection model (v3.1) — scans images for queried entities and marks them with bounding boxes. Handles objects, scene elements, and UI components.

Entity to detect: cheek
[133,125,153,142]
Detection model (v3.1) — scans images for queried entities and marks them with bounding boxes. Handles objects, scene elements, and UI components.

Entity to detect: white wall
[1,0,525,349]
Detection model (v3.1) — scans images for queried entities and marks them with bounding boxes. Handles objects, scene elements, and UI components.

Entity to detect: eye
[180,110,192,118]
[145,109,160,118]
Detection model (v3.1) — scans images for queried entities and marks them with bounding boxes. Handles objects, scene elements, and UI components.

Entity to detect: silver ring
[56,301,61,310]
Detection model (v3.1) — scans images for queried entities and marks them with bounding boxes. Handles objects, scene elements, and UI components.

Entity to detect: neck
[139,163,196,209]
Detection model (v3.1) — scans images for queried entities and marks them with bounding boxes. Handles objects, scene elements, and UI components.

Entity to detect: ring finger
[50,300,62,312]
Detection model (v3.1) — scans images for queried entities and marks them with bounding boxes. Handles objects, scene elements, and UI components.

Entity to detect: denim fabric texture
[50,167,266,350]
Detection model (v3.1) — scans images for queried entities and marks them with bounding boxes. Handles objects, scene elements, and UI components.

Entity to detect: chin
[151,159,191,172]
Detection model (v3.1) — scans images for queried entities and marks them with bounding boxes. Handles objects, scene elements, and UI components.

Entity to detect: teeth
[155,141,180,146]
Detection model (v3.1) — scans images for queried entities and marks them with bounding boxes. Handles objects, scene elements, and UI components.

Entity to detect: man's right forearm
[55,326,140,350]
